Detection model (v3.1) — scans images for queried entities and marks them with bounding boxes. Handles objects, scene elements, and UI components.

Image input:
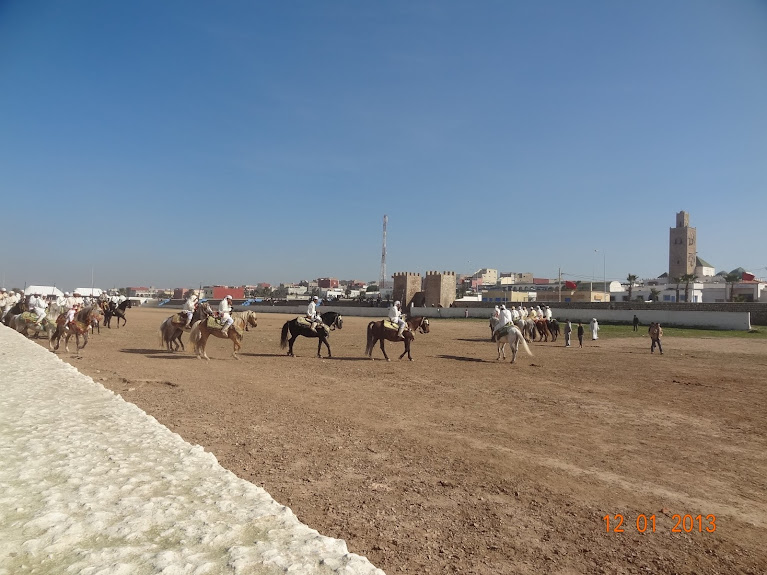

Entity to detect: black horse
[547,319,560,342]
[104,299,132,328]
[280,311,343,358]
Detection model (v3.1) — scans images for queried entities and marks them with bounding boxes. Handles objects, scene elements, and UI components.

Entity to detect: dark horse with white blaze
[365,316,430,362]
[280,311,343,358]
[104,299,132,328]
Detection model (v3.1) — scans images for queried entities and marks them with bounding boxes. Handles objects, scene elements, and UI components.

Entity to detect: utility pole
[379,215,388,290]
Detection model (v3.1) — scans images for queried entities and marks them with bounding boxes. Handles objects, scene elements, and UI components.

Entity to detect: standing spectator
[633,314,639,331]
[649,322,663,355]
[564,319,572,347]
[577,322,584,347]
[590,318,600,340]
[464,308,469,318]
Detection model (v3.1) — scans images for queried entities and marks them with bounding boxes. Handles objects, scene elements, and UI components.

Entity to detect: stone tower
[392,272,421,309]
[424,271,457,308]
[669,211,696,281]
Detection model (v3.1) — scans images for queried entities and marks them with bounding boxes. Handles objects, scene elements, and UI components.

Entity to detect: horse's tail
[159,319,166,348]
[516,328,533,357]
[365,321,376,355]
[280,321,290,349]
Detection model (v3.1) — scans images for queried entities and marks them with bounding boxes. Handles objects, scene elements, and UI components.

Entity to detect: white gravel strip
[0,327,385,575]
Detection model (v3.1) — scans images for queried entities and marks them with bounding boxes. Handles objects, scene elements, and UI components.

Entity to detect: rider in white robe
[182,294,198,329]
[306,295,321,332]
[218,295,234,336]
[30,293,47,325]
[388,300,407,339]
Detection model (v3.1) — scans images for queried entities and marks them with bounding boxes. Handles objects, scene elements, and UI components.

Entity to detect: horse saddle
[20,312,40,323]
[206,316,225,330]
[296,316,314,328]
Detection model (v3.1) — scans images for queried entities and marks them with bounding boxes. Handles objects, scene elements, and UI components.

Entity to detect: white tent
[74,288,103,297]
[24,285,64,298]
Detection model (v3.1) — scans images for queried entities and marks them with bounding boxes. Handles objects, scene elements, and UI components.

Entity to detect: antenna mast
[379,214,388,290]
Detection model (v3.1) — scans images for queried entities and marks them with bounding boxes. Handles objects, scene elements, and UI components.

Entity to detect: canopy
[74,288,103,297]
[24,285,64,297]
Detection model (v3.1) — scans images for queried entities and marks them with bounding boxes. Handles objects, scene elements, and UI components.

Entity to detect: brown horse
[158,302,213,352]
[189,310,257,360]
[365,317,424,361]
[51,306,104,355]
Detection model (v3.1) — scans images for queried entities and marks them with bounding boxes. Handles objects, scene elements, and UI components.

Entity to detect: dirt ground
[33,307,767,574]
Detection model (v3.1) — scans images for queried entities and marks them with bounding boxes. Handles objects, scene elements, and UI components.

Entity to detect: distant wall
[162,300,756,330]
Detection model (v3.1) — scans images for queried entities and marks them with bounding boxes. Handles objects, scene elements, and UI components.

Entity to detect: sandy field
[30,307,767,574]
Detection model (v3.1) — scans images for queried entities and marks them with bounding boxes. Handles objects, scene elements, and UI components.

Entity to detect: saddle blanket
[20,312,41,322]
[171,313,187,325]
[206,316,243,336]
[296,316,314,328]
[495,325,516,338]
[383,320,408,332]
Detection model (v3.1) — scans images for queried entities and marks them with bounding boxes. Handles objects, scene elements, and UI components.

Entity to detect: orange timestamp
[602,513,716,533]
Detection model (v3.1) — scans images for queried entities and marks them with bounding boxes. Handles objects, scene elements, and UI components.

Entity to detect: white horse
[494,325,533,364]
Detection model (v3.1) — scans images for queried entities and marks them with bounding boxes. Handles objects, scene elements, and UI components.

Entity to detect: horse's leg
[324,336,331,358]
[199,332,210,360]
[287,334,297,357]
[399,339,413,361]
[317,337,323,358]
[379,338,390,361]
[511,339,518,364]
[232,334,240,360]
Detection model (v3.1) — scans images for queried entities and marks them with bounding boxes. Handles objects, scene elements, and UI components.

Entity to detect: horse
[547,319,560,342]
[365,318,418,361]
[104,299,132,328]
[158,302,213,352]
[493,325,533,364]
[189,310,258,360]
[279,311,343,358]
[50,306,104,355]
[2,299,27,326]
[489,316,500,339]
[516,319,537,344]
[534,319,551,342]
[12,310,57,340]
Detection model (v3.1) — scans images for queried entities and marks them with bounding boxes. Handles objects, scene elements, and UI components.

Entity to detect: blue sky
[1,1,766,291]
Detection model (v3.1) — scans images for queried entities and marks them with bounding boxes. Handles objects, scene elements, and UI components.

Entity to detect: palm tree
[724,272,741,302]
[681,273,698,303]
[626,274,638,302]
[649,288,661,302]
[672,277,681,303]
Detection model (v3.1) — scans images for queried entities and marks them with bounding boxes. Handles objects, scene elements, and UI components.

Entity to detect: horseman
[64,292,77,311]
[73,291,84,308]
[64,302,80,327]
[493,304,513,338]
[0,288,7,313]
[2,290,18,321]
[182,293,199,329]
[29,291,48,326]
[306,295,321,332]
[492,305,500,320]
[218,295,234,337]
[545,305,553,321]
[511,306,520,322]
[388,300,408,339]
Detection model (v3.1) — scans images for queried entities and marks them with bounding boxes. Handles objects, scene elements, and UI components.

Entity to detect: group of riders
[491,303,553,338]
[0,287,128,331]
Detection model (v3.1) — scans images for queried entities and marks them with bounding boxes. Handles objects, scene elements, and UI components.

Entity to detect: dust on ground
[34,307,767,574]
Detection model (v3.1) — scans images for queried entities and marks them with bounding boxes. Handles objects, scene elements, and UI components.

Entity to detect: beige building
[392,272,422,309]
[669,211,696,281]
[473,268,498,286]
[424,271,456,308]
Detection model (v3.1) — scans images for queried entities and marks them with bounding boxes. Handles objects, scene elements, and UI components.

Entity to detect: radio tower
[379,215,388,289]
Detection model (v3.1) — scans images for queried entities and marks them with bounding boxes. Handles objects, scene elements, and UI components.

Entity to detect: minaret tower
[669,211,696,281]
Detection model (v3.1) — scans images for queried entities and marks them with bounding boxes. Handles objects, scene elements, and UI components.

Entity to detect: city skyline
[2,1,765,290]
